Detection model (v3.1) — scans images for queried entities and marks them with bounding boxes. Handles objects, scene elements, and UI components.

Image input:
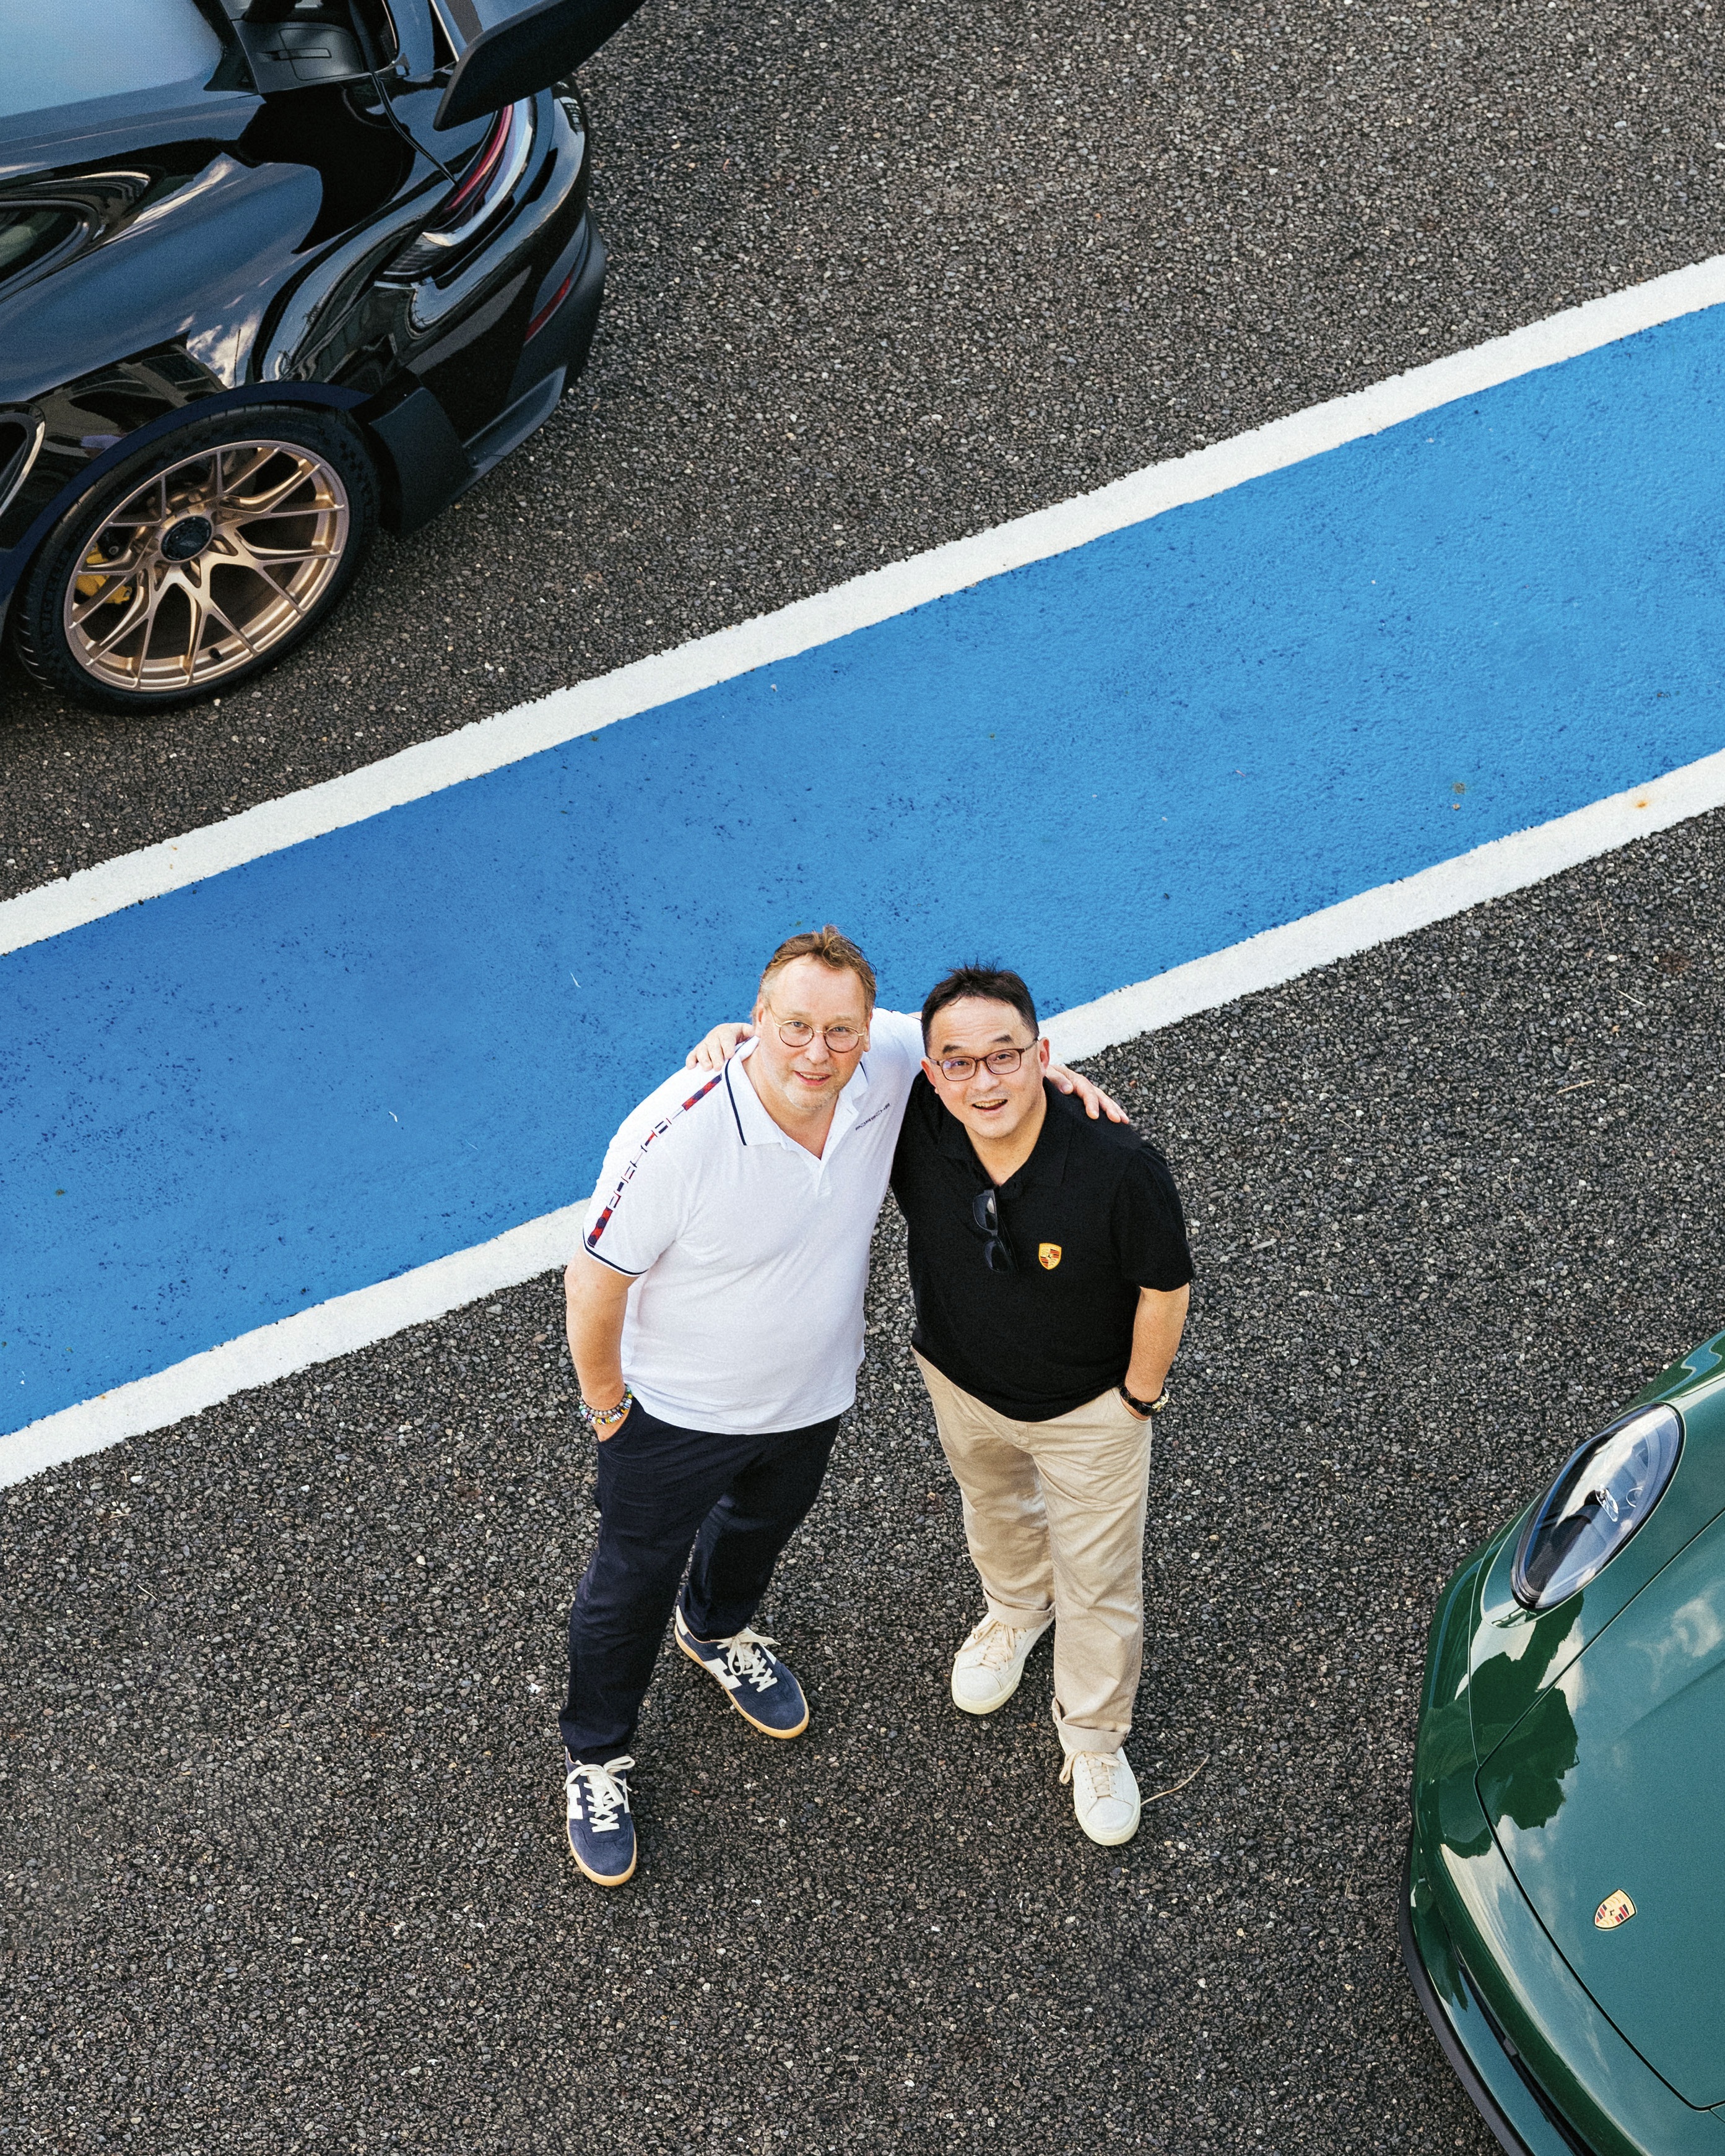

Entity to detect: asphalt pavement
[7,0,1725,2147]
[2,0,1722,896]
[6,810,1725,2152]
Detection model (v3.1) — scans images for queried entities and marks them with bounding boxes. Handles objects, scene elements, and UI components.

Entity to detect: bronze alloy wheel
[62,437,352,696]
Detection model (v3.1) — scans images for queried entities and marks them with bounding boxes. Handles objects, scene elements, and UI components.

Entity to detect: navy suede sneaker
[564,1754,637,1885]
[674,1604,810,1738]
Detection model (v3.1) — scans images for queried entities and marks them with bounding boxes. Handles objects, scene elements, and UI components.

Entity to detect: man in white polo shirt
[558,925,1115,1885]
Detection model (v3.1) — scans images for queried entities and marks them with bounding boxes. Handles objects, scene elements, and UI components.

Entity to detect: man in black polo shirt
[894,964,1192,1847]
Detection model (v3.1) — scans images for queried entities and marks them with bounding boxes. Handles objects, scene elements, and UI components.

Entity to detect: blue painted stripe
[5,306,1724,1434]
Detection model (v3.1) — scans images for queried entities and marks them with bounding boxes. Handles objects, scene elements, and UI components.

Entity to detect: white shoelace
[717,1628,781,1695]
[567,1754,635,1834]
[963,1616,1036,1672]
[1061,1751,1124,1805]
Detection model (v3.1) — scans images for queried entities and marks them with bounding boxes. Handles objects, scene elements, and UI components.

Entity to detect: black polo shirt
[890,1076,1193,1421]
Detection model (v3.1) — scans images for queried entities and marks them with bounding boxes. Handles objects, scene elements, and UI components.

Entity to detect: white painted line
[9,742,1724,1488]
[4,253,1725,959]
[1042,745,1725,1063]
[0,1206,583,1489]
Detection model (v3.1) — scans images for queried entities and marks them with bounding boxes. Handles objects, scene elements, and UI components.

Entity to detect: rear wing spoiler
[212,0,646,126]
[429,0,648,126]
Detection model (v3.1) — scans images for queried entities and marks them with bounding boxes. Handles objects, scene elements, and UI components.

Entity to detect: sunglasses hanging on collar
[967,1185,1018,1271]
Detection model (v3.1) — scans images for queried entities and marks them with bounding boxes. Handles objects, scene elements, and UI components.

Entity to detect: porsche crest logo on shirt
[1594,1890,1636,1931]
[1038,1243,1062,1270]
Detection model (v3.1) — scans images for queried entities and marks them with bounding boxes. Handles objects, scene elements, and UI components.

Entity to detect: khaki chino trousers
[915,1353,1154,1759]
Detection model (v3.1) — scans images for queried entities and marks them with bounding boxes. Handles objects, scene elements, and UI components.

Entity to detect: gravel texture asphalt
[2,0,1723,897]
[9,1,1725,2145]
[6,812,1724,2152]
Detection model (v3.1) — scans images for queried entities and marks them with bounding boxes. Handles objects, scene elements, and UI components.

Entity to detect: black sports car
[0,0,644,710]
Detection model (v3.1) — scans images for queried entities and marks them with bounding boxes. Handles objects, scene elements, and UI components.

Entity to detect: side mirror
[435,0,648,129]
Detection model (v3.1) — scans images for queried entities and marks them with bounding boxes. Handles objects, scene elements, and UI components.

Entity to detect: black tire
[11,402,378,714]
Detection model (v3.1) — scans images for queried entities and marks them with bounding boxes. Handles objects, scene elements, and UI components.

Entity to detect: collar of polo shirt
[934,1073,1074,1191]
[725,1034,873,1153]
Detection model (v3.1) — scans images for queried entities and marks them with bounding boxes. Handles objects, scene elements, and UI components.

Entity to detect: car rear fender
[0,374,367,605]
[0,155,323,408]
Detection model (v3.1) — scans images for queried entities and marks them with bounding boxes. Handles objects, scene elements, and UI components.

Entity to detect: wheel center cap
[161,514,214,561]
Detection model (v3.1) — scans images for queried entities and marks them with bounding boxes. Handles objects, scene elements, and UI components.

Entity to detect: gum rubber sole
[676,1628,810,1739]
[567,1827,638,1886]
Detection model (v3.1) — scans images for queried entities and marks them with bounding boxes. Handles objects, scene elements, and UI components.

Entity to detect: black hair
[920,963,1039,1047]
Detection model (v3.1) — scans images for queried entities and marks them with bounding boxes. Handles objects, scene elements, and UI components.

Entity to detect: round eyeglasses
[765,1003,866,1054]
[936,1041,1036,1083]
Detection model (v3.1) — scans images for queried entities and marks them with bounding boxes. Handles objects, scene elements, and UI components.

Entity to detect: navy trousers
[559,1400,841,1763]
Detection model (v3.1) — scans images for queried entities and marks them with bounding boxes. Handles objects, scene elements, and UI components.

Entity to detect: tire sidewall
[12,402,378,714]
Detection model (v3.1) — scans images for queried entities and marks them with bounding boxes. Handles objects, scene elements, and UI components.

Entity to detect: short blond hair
[757,925,877,1012]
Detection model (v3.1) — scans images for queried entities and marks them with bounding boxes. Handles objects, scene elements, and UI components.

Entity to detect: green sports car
[1404,1326,1725,2155]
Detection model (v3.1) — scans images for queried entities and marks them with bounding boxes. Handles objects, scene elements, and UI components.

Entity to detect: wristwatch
[1119,1382,1170,1417]
[578,1387,633,1432]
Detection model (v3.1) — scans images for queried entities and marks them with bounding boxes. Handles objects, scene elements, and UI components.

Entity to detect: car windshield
[0,0,226,124]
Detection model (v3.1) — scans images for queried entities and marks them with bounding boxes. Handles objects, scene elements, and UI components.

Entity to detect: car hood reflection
[1479,1508,1725,2106]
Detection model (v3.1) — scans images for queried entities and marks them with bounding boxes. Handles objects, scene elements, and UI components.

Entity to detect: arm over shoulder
[867,1006,926,1070]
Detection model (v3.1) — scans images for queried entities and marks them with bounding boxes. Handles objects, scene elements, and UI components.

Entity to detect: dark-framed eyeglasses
[763,1002,866,1054]
[967,1185,1017,1272]
[935,1041,1036,1083]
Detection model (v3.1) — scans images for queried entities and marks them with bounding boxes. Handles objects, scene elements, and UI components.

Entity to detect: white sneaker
[1061,1748,1142,1846]
[949,1611,1053,1715]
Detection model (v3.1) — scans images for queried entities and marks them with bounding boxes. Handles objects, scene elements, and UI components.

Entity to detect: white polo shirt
[580,1011,925,1435]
